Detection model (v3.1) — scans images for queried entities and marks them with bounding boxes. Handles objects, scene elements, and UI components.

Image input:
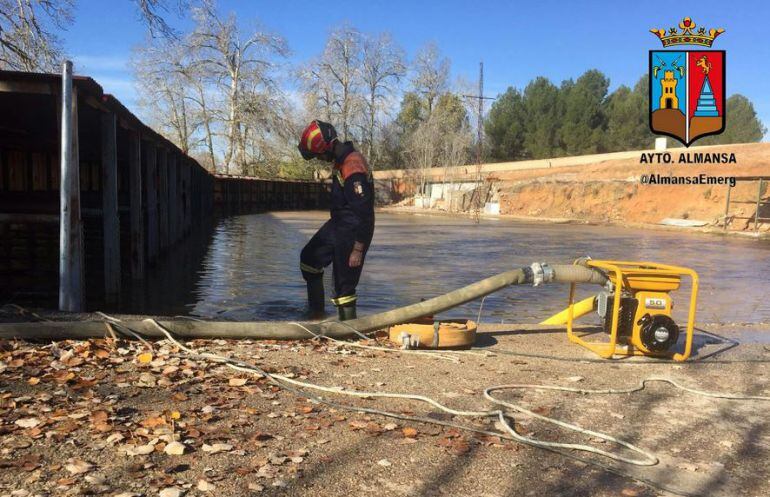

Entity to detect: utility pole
[464,62,495,222]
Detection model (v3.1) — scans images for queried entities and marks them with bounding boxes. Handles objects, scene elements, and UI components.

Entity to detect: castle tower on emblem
[659,71,679,110]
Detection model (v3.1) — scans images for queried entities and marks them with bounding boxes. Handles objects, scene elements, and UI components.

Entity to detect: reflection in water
[117,222,217,315]
[180,211,770,324]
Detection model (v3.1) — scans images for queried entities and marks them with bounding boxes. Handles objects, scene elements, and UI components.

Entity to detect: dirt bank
[496,143,769,231]
[384,143,770,235]
[1,311,769,497]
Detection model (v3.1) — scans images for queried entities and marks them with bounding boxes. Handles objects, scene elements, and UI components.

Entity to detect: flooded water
[152,211,770,325]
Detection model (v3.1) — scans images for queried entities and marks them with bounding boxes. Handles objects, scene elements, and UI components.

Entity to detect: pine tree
[604,76,655,151]
[522,77,563,158]
[484,87,527,160]
[560,70,609,155]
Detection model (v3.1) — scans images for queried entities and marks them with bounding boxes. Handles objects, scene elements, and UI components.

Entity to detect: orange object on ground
[388,320,477,349]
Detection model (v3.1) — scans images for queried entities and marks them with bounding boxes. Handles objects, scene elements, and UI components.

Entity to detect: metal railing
[723,176,770,233]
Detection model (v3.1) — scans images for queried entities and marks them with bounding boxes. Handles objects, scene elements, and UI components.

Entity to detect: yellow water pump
[546,260,699,361]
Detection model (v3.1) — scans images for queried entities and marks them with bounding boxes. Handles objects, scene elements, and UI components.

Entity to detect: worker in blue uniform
[297,120,375,321]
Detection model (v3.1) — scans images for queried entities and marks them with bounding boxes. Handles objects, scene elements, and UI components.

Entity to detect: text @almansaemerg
[640,174,736,187]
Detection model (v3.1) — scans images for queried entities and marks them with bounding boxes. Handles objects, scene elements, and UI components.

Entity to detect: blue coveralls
[300,142,375,306]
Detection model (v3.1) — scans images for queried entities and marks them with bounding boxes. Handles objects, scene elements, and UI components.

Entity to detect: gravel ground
[1,311,769,497]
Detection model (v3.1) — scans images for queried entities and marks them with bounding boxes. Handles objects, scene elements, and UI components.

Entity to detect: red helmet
[298,120,338,160]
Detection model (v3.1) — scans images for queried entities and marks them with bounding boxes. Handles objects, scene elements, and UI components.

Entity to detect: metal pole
[473,62,484,222]
[59,60,84,311]
[755,179,763,234]
[723,184,731,231]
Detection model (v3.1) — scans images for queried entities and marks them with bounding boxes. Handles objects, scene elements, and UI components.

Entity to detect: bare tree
[411,42,449,117]
[300,25,362,142]
[299,64,335,124]
[0,0,73,71]
[404,92,472,204]
[190,1,288,174]
[404,115,440,198]
[133,38,199,154]
[360,32,405,168]
[133,0,187,39]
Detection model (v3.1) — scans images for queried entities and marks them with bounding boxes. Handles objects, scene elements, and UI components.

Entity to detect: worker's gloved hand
[348,242,365,268]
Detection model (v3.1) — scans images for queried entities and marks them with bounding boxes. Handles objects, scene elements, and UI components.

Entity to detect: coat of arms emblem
[649,17,726,146]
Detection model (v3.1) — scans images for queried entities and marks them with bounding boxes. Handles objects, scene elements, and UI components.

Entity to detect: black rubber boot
[337,302,357,321]
[306,278,325,318]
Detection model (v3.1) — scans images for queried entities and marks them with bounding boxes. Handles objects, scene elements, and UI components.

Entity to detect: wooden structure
[0,70,328,310]
[213,174,326,214]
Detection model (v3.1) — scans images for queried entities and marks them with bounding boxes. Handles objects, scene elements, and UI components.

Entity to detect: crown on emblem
[650,17,725,47]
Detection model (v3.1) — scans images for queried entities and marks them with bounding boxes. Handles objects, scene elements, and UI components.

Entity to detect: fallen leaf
[125,444,155,456]
[85,474,107,486]
[64,459,93,475]
[137,352,153,364]
[449,439,471,455]
[141,416,167,428]
[229,378,248,387]
[202,443,233,454]
[14,418,41,429]
[106,433,125,445]
[94,349,111,359]
[159,487,182,497]
[402,427,418,438]
[197,480,214,492]
[164,441,186,455]
[16,454,41,472]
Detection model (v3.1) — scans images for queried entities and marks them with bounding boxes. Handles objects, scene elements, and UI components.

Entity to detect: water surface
[175,211,770,325]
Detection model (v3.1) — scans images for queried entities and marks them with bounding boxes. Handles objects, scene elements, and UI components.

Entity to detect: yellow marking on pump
[307,127,321,150]
[541,296,595,325]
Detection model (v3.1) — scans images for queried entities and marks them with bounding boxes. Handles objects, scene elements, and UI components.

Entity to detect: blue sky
[66,0,769,136]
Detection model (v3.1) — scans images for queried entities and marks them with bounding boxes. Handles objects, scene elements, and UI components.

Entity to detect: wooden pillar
[144,141,159,264]
[190,168,199,222]
[183,159,191,234]
[100,111,120,302]
[158,149,169,251]
[168,153,178,244]
[59,61,85,311]
[128,130,144,280]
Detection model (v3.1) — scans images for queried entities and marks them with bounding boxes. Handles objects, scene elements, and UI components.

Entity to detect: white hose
[139,318,770,470]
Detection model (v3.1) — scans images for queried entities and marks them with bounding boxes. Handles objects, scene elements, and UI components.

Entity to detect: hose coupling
[530,262,555,286]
